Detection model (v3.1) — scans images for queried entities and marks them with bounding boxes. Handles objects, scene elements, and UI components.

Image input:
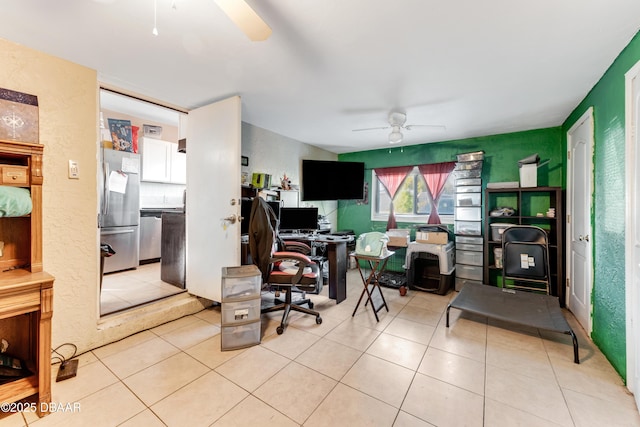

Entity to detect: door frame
[566,106,594,333]
[625,60,640,403]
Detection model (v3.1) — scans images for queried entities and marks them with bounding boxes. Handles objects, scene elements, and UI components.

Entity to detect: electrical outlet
[68,160,79,179]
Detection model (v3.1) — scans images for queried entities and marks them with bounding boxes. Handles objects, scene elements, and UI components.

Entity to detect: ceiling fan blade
[405,124,447,131]
[352,126,391,132]
[215,0,272,41]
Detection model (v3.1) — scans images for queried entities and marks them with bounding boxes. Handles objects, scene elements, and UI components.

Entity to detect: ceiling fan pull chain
[152,0,159,36]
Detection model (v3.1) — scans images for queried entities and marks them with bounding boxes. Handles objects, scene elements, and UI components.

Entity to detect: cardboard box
[387,229,409,247]
[415,231,448,245]
[519,163,537,187]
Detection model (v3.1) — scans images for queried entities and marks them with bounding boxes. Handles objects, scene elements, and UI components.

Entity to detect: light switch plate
[68,160,79,179]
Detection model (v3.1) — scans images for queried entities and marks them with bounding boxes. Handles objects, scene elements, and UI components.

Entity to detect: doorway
[625,60,640,411]
[98,91,243,316]
[566,107,594,333]
[99,89,186,316]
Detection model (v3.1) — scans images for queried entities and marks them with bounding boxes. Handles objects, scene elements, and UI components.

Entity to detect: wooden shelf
[0,139,53,417]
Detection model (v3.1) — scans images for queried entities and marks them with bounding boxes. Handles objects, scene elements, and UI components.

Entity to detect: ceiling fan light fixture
[388,111,407,127]
[389,127,403,144]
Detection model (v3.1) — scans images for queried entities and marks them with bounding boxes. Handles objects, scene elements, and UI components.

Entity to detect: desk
[279,234,353,304]
[350,251,394,321]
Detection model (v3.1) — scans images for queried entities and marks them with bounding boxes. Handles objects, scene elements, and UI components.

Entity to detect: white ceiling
[1,0,639,153]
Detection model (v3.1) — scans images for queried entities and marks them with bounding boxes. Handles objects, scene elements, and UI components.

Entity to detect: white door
[566,107,594,333]
[625,61,640,411]
[186,96,241,302]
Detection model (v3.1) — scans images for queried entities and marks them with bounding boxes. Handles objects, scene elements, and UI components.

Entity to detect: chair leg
[264,287,322,335]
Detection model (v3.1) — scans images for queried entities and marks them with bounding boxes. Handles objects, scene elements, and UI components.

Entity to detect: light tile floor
[4,270,640,426]
[101,263,185,316]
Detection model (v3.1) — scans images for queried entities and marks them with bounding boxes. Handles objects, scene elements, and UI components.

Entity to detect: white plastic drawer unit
[221,321,261,351]
[455,236,483,245]
[456,250,483,266]
[456,178,481,186]
[455,264,483,281]
[455,243,483,252]
[455,207,482,221]
[455,220,482,236]
[455,192,481,207]
[221,297,261,324]
[456,185,481,193]
[221,265,261,300]
[455,169,481,179]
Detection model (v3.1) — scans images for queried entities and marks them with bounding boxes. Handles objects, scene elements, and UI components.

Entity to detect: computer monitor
[240,198,281,234]
[278,207,319,232]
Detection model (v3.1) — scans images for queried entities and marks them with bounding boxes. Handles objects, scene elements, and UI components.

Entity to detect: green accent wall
[337,31,640,381]
[562,30,640,380]
[337,127,564,239]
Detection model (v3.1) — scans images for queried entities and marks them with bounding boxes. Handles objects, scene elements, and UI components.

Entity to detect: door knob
[584,234,590,242]
[223,214,237,224]
[579,235,584,241]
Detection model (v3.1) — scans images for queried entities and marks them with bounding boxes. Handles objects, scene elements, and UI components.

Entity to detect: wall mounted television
[301,160,365,201]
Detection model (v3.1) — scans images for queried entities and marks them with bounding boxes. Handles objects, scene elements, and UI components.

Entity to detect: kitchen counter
[140,207,184,215]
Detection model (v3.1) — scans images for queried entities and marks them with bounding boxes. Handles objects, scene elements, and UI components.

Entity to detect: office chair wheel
[308,301,314,309]
[316,316,322,325]
[276,325,284,335]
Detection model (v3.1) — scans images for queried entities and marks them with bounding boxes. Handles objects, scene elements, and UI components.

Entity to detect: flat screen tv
[301,160,365,201]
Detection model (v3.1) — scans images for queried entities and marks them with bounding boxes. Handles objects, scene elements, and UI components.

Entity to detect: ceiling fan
[353,110,446,144]
[214,0,272,41]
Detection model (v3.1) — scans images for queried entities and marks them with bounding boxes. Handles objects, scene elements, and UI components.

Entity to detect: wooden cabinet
[483,187,564,301]
[141,137,185,184]
[0,140,53,416]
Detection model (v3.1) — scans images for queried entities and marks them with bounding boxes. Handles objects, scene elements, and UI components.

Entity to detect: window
[371,166,455,223]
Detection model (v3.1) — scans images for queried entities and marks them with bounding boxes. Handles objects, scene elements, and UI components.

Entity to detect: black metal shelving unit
[483,186,564,302]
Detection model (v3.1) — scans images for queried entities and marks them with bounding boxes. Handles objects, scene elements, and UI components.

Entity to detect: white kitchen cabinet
[171,148,186,184]
[141,137,185,184]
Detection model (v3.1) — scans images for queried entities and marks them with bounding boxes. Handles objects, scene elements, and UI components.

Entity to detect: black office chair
[248,197,322,335]
[261,250,323,334]
[278,238,325,293]
[501,225,551,294]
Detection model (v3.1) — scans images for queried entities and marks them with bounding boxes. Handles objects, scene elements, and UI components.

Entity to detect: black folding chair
[501,225,551,294]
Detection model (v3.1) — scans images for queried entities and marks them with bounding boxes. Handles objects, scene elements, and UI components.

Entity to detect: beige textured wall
[241,123,340,228]
[0,38,205,355]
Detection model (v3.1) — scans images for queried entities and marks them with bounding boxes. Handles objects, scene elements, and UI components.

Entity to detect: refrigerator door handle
[101,229,135,235]
[103,161,110,215]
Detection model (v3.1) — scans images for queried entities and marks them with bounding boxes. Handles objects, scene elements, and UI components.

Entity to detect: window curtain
[418,161,457,224]
[374,166,413,230]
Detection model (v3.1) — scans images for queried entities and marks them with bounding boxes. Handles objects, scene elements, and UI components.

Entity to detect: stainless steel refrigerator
[99,149,141,274]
